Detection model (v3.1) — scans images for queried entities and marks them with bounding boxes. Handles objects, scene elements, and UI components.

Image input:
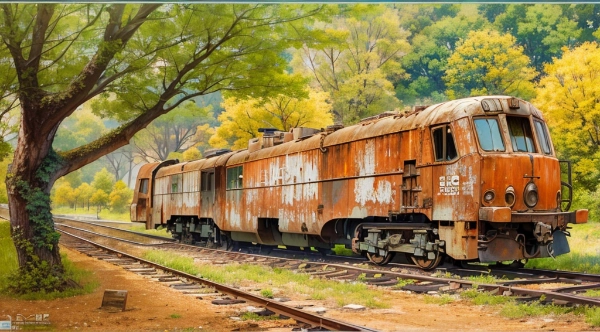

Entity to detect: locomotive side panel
[433,154,481,260]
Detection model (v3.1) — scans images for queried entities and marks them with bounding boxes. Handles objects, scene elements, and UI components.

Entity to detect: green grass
[51,206,130,222]
[142,249,391,309]
[460,288,600,327]
[424,294,455,305]
[460,289,512,305]
[0,221,99,300]
[260,289,274,298]
[331,244,355,256]
[0,221,18,286]
[142,250,199,275]
[240,312,281,321]
[465,274,507,286]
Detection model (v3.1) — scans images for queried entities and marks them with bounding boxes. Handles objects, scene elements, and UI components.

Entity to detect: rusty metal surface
[130,162,160,225]
[134,95,587,264]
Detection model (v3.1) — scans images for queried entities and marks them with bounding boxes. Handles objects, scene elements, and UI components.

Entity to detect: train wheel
[367,252,395,266]
[410,252,443,270]
[217,233,233,251]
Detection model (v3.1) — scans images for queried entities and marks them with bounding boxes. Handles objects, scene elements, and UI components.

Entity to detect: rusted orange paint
[133,96,588,264]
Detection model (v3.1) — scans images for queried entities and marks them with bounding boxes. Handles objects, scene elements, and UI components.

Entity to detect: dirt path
[0,245,596,331]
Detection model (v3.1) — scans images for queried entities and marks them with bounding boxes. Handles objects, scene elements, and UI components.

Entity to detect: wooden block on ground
[101,289,128,311]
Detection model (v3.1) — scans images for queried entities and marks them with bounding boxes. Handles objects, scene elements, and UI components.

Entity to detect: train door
[132,178,149,222]
[201,170,215,218]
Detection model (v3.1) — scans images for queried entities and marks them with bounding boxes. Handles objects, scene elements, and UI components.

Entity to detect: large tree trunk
[5,111,64,289]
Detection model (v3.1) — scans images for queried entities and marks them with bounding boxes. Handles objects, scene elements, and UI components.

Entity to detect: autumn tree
[534,42,600,191]
[444,29,537,100]
[210,89,333,150]
[108,180,132,213]
[0,3,321,292]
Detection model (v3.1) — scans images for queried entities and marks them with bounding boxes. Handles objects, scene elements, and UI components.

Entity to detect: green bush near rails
[0,221,99,300]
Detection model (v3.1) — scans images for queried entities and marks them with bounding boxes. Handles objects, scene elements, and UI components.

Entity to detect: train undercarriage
[163,213,569,271]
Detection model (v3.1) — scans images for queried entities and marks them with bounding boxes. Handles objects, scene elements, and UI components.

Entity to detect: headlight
[483,190,495,203]
[505,186,516,207]
[524,182,538,208]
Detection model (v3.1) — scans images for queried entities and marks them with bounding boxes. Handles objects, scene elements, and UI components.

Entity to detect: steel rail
[57,229,378,332]
[5,206,600,307]
[54,217,176,242]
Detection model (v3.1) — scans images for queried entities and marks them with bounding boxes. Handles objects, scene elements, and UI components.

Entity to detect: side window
[507,116,536,153]
[432,125,458,162]
[170,174,182,193]
[534,120,552,155]
[201,171,214,191]
[474,118,505,152]
[139,178,149,194]
[226,166,243,189]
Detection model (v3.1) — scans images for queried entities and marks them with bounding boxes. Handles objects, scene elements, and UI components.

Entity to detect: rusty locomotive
[131,95,588,269]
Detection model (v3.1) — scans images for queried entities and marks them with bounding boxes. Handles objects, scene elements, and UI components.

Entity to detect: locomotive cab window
[227,166,243,189]
[474,118,505,152]
[139,178,149,194]
[432,125,458,162]
[507,116,536,153]
[534,120,552,155]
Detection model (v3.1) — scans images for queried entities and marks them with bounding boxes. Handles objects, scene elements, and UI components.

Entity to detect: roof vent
[204,148,231,158]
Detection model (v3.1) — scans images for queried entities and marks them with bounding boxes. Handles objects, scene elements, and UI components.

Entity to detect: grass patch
[525,252,600,273]
[0,221,18,286]
[525,223,600,273]
[260,289,273,298]
[170,313,181,319]
[465,274,505,286]
[393,278,416,289]
[585,307,600,327]
[424,294,455,305]
[6,253,100,301]
[500,301,572,319]
[331,244,354,256]
[0,221,99,300]
[142,250,199,275]
[142,249,391,309]
[51,206,130,222]
[460,289,512,305]
[240,312,280,321]
[583,289,600,298]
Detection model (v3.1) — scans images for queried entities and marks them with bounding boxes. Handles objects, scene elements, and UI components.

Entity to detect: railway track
[54,216,600,308]
[3,206,600,309]
[56,226,375,332]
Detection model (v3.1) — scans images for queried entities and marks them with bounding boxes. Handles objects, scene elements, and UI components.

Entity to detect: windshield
[534,120,552,155]
[474,118,505,152]
[507,116,536,153]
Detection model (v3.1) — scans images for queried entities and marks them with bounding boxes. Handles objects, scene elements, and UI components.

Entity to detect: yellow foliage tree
[182,147,202,161]
[444,29,537,100]
[534,42,600,190]
[210,89,333,150]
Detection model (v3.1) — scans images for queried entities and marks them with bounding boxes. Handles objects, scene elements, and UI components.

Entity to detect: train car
[131,95,588,269]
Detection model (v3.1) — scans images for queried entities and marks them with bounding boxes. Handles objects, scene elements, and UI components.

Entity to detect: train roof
[226,95,543,166]
[151,95,545,174]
